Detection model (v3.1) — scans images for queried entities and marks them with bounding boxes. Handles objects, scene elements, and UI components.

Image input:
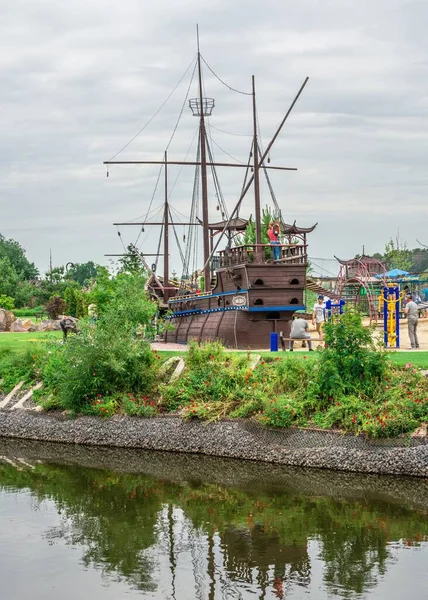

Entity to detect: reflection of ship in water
[221,523,310,596]
[105,30,316,348]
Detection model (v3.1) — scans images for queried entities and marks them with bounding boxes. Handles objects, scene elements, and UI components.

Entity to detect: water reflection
[0,439,427,599]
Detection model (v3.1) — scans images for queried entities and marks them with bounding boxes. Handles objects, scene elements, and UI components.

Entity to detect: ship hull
[165,259,307,349]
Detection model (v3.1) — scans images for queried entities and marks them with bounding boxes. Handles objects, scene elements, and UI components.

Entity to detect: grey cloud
[1,0,427,276]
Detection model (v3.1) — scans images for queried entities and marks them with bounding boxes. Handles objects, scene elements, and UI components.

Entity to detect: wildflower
[405,363,412,368]
[303,356,307,359]
[150,401,155,406]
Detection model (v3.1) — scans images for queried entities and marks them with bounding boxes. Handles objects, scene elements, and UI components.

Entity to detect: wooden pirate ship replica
[105,31,316,348]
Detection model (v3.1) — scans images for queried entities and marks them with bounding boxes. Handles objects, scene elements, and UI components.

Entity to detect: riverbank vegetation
[0,272,427,437]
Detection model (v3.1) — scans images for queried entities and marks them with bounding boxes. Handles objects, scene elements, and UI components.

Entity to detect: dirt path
[152,316,428,352]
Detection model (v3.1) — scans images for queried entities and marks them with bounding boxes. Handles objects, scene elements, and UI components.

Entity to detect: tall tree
[0,234,38,280]
[67,262,99,286]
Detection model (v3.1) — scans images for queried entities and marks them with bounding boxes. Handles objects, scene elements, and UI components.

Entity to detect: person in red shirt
[267,221,281,261]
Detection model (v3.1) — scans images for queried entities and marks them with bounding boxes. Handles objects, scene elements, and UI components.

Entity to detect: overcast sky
[1,0,427,277]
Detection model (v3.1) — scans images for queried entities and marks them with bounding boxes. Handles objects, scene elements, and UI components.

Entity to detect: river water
[0,439,427,600]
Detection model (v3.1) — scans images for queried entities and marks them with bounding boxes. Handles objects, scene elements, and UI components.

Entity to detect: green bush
[45,294,66,320]
[0,294,14,310]
[318,309,388,400]
[40,272,158,412]
[13,306,46,318]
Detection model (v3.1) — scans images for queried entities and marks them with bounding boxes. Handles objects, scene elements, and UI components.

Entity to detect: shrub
[318,309,388,400]
[45,295,66,319]
[40,272,159,412]
[0,294,14,310]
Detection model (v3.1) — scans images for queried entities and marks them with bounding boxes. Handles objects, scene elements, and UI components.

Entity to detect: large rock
[10,319,24,332]
[0,309,16,332]
[38,319,62,332]
[22,319,36,331]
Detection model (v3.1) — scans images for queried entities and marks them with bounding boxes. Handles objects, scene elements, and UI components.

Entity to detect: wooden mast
[197,25,211,292]
[252,75,262,252]
[163,150,170,302]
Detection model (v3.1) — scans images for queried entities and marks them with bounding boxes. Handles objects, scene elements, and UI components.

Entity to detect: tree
[0,234,38,280]
[118,245,146,275]
[45,265,66,284]
[0,256,19,297]
[383,233,412,272]
[67,262,99,286]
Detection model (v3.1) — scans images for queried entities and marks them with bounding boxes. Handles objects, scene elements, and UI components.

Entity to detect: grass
[1,333,428,369]
[154,348,428,369]
[0,332,62,355]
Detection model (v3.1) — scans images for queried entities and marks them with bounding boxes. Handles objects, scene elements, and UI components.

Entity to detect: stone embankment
[0,405,426,477]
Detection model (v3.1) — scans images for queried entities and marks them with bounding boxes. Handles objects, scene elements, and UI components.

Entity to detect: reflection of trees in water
[0,461,427,599]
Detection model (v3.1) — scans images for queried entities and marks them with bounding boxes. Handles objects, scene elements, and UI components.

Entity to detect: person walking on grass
[289,316,314,351]
[312,295,326,341]
[404,292,419,349]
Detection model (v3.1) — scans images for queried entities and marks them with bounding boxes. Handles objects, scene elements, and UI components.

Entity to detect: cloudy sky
[1,0,427,277]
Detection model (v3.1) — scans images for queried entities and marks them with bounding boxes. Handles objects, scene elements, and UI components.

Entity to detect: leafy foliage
[39,272,159,411]
[45,294,66,319]
[0,294,15,310]
[66,261,99,286]
[318,309,388,400]
[0,234,38,280]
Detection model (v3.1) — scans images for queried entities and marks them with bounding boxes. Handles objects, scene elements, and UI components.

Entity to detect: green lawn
[1,333,427,369]
[0,331,62,356]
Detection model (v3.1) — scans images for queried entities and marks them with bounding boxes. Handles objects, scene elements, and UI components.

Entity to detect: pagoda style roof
[208,217,248,231]
[334,254,384,266]
[283,220,317,235]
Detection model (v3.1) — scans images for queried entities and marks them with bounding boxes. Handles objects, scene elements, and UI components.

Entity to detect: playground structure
[335,254,387,323]
[378,285,405,348]
[325,298,346,319]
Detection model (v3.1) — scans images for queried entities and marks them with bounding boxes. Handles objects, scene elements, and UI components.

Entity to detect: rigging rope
[180,137,201,290]
[209,123,252,137]
[206,138,229,221]
[200,55,252,96]
[208,134,246,164]
[106,55,197,162]
[154,223,164,272]
[169,206,186,267]
[165,59,197,151]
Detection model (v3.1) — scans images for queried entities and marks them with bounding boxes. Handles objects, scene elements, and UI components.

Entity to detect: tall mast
[252,75,262,249]
[164,150,170,302]
[197,25,211,292]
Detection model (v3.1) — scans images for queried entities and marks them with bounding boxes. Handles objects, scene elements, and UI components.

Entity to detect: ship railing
[217,244,308,267]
